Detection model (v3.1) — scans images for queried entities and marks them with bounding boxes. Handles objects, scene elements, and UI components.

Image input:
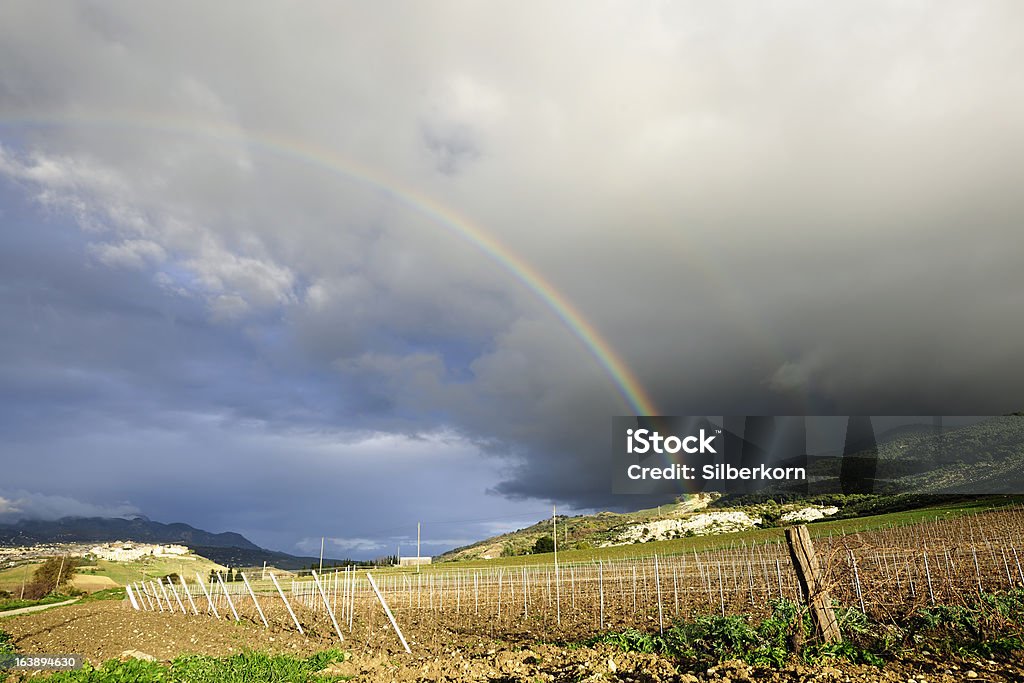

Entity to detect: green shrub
[532,536,555,554]
[596,600,798,668]
[592,592,1024,669]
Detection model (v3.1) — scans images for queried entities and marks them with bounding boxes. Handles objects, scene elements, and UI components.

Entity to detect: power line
[342,510,567,539]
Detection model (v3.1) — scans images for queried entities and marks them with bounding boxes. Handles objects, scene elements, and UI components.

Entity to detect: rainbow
[0,112,664,415]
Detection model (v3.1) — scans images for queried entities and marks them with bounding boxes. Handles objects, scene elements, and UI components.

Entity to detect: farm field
[2,556,225,596]
[68,575,117,593]
[0,564,43,596]
[78,557,226,587]
[209,502,1024,643]
[2,501,1024,681]
[1,556,226,615]
[5,598,1022,683]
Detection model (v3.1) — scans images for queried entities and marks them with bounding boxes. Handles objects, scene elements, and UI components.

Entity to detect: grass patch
[0,627,349,683]
[0,594,75,614]
[0,588,117,618]
[25,649,351,682]
[82,558,224,587]
[78,588,125,603]
[0,564,43,595]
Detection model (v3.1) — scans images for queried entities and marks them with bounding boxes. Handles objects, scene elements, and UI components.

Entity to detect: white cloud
[152,271,189,296]
[0,146,123,193]
[207,293,251,321]
[0,145,296,317]
[89,239,166,269]
[185,247,296,310]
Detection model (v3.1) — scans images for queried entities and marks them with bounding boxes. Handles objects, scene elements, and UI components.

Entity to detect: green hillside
[431,495,1020,570]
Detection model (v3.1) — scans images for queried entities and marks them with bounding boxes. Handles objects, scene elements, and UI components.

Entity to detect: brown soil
[1,601,315,663]
[3,601,1024,682]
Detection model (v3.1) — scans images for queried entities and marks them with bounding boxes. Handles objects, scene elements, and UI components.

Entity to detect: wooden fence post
[785,525,842,643]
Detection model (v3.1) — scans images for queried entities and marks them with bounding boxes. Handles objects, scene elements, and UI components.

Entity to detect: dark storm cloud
[0,490,139,523]
[1,1,1023,552]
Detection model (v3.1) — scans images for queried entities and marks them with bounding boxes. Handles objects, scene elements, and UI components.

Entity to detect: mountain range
[0,516,348,570]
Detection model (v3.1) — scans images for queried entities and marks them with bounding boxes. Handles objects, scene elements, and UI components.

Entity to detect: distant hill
[0,516,347,571]
[804,415,1024,495]
[191,545,351,571]
[0,516,260,549]
[437,494,725,562]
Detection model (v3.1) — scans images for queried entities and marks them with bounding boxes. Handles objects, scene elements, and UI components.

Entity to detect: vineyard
[122,504,1024,651]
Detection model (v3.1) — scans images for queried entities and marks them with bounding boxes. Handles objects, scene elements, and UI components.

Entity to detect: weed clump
[594,590,1024,669]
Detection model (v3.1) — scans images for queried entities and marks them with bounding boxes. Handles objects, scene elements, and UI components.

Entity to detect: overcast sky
[1,2,1022,558]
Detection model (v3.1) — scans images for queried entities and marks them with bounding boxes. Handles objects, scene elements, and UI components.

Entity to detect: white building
[89,542,191,562]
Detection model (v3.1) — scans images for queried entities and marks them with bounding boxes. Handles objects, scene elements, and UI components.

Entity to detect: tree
[532,536,555,554]
[24,556,80,599]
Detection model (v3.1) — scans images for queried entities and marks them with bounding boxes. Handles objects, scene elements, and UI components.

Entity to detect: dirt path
[0,598,79,618]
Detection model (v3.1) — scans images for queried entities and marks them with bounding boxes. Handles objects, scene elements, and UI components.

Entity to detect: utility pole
[552,506,558,559]
[417,522,421,573]
[319,537,324,574]
[54,555,66,595]
[553,505,560,625]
